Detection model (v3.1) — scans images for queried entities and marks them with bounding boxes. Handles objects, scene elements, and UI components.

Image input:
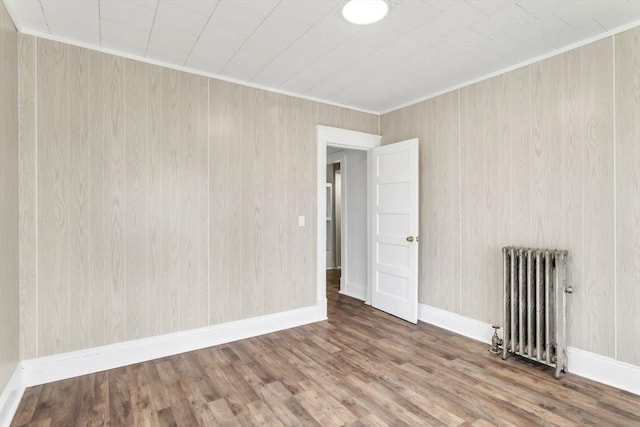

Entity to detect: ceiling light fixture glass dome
[342,0,389,25]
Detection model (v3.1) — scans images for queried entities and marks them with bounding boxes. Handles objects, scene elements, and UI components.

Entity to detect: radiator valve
[489,325,503,354]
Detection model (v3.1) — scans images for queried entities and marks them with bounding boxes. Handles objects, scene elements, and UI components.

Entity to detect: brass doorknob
[406,236,414,242]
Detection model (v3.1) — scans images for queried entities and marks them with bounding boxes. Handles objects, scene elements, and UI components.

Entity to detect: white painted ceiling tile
[101,19,150,51]
[99,0,157,32]
[206,0,277,36]
[153,1,214,36]
[46,15,100,45]
[40,0,99,26]
[197,25,247,53]
[6,0,640,112]
[253,12,311,43]
[146,43,191,65]
[148,24,199,53]
[272,0,340,26]
[466,0,517,17]
[428,1,490,35]
[19,19,51,34]
[9,1,45,25]
[585,1,640,30]
[384,1,441,33]
[186,40,238,74]
[161,0,220,16]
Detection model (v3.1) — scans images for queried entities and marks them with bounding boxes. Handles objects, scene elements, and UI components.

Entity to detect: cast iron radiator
[501,247,570,378]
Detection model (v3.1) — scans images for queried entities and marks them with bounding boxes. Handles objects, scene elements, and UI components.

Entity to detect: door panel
[370,139,419,323]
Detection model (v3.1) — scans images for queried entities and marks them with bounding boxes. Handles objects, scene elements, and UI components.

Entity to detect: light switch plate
[298,215,305,227]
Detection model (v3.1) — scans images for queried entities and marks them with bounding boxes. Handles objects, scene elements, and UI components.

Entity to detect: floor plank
[11,269,640,426]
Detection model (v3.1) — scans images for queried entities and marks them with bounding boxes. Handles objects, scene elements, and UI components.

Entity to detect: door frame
[326,151,346,286]
[316,125,381,314]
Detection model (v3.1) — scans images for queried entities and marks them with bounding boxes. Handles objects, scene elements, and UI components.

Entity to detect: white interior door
[369,139,419,323]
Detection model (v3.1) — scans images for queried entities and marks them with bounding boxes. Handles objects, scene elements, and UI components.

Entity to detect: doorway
[315,125,381,314]
[325,146,367,302]
[316,125,420,325]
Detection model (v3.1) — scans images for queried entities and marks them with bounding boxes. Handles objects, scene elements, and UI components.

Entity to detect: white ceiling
[5,0,640,113]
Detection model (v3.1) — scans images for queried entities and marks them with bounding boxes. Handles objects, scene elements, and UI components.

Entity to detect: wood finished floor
[11,270,640,426]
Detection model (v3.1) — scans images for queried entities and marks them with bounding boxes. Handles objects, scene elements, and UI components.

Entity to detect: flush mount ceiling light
[342,0,389,25]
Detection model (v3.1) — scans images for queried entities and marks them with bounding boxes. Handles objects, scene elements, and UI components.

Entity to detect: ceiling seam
[219,0,282,74]
[143,0,160,57]
[246,1,340,82]
[183,0,222,67]
[98,0,102,47]
[38,0,50,33]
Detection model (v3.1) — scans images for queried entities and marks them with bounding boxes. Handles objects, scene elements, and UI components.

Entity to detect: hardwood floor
[11,271,640,426]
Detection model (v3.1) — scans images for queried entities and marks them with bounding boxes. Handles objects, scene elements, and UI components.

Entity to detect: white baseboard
[21,304,326,388]
[418,303,495,344]
[0,365,25,427]
[339,281,366,301]
[418,303,640,395]
[567,347,640,395]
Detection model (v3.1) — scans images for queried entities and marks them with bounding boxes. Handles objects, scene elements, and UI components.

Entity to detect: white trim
[20,304,325,388]
[14,30,379,116]
[418,303,640,396]
[0,365,25,427]
[567,347,640,395]
[419,304,495,344]
[380,19,640,115]
[318,125,381,150]
[317,126,380,312]
[317,135,329,308]
[365,149,373,305]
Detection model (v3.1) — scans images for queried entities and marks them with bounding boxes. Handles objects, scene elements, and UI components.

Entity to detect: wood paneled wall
[615,28,640,366]
[318,103,379,134]
[0,0,19,390]
[381,29,640,366]
[18,36,377,359]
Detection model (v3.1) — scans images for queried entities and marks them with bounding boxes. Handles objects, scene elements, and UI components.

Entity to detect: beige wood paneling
[262,90,286,316]
[18,34,37,360]
[209,81,316,323]
[88,49,106,348]
[615,27,640,366]
[68,45,93,352]
[422,93,460,313]
[317,104,378,134]
[580,38,615,357]
[380,103,420,145]
[292,96,317,309]
[147,63,166,337]
[21,39,221,356]
[176,71,209,331]
[17,35,416,360]
[508,66,532,246]
[0,0,19,389]
[208,78,233,324]
[561,47,586,360]
[37,38,70,356]
[459,74,510,325]
[124,58,149,341]
[530,56,564,249]
[103,53,126,344]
